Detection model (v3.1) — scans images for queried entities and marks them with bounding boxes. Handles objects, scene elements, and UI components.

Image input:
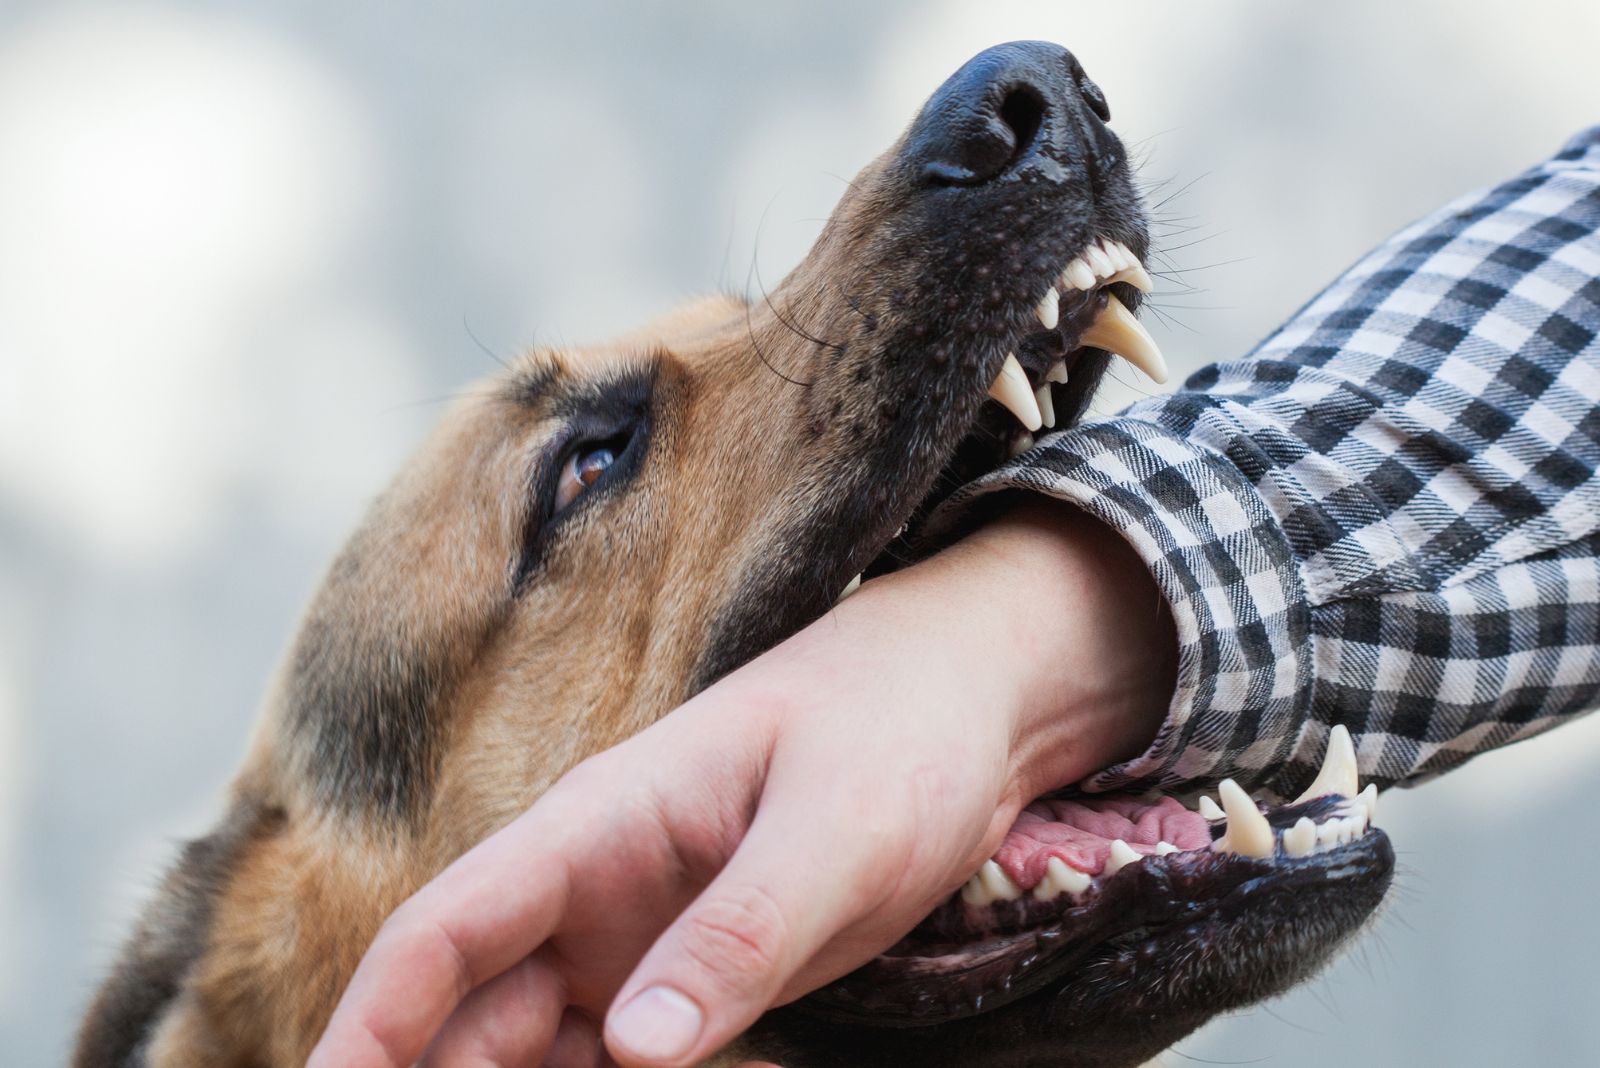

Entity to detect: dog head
[77,42,1391,1068]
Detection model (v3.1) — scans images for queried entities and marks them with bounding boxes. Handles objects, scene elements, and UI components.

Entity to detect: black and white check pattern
[936,127,1600,797]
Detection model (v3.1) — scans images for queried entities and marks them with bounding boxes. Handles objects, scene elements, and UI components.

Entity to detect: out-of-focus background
[3,2,1597,1063]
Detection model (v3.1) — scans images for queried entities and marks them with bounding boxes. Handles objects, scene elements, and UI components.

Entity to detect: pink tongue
[993,796,1213,889]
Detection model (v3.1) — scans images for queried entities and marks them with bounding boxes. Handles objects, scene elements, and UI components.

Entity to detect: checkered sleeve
[934,127,1600,796]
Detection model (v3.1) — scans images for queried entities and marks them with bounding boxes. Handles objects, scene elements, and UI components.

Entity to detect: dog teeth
[1282,817,1316,858]
[1059,238,1149,295]
[1084,243,1114,277]
[1044,359,1069,385]
[836,574,861,603]
[1291,724,1360,805]
[962,723,1384,911]
[1008,432,1035,458]
[1104,839,1142,875]
[1104,264,1155,293]
[1081,294,1169,384]
[1212,779,1275,859]
[1033,856,1093,900]
[961,860,1024,906]
[1062,258,1097,291]
[1035,286,1060,329]
[988,353,1043,431]
[1034,385,1055,429]
[1357,783,1379,820]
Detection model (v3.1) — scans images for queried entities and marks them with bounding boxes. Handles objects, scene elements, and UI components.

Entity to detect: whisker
[461,314,516,373]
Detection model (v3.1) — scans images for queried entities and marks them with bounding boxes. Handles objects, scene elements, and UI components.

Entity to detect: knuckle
[677,886,791,996]
[381,905,475,1000]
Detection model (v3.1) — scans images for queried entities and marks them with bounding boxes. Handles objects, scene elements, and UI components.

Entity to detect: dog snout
[901,40,1121,188]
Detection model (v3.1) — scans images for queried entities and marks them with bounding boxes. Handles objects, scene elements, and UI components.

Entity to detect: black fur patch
[74,800,283,1068]
[285,540,466,822]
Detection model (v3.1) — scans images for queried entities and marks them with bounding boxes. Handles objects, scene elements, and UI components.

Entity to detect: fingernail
[608,985,704,1062]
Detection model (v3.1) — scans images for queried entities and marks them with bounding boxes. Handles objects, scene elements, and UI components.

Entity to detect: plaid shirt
[938,127,1600,798]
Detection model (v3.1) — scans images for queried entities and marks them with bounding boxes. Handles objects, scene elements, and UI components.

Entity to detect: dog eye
[555,440,621,510]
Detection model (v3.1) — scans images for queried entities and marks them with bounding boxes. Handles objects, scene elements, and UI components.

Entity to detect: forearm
[931,126,1600,795]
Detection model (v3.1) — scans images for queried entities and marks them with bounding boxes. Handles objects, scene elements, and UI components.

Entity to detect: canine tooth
[1198,795,1225,821]
[1214,779,1275,859]
[1283,817,1316,858]
[1035,287,1060,330]
[1008,432,1035,458]
[979,859,1022,901]
[960,872,990,906]
[1064,258,1097,291]
[1105,265,1155,294]
[1034,856,1092,900]
[1081,295,1169,384]
[1045,360,1070,384]
[1105,839,1141,875]
[836,574,861,602]
[1035,385,1055,429]
[1084,243,1114,277]
[1291,724,1360,805]
[988,353,1043,431]
[1358,783,1379,821]
[1155,841,1179,856]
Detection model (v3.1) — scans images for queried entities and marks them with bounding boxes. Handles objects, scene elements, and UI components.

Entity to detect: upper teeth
[987,353,1043,431]
[1035,287,1060,330]
[1058,238,1155,297]
[991,241,1166,433]
[1080,293,1168,384]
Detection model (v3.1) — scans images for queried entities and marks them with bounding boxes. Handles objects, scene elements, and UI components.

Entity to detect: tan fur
[76,142,955,1060]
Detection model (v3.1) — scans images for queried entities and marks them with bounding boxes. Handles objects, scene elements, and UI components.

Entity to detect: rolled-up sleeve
[931,127,1600,797]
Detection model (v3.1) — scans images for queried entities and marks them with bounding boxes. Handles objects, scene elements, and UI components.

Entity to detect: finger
[421,954,565,1068]
[543,1007,603,1068]
[602,795,904,1068]
[308,801,581,1068]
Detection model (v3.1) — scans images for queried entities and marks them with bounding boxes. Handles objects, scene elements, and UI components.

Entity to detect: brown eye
[554,443,619,510]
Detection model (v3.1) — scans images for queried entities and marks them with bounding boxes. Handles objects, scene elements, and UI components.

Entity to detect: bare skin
[307,501,1177,1068]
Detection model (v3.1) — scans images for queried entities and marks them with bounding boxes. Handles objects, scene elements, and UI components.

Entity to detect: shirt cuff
[924,417,1316,794]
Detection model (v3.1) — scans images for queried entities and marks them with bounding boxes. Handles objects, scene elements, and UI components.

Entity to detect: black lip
[797,794,1394,1029]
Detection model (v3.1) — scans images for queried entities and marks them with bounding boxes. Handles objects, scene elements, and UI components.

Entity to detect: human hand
[307,501,1176,1068]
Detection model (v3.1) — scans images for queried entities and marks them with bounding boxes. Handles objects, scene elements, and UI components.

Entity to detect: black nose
[901,41,1119,187]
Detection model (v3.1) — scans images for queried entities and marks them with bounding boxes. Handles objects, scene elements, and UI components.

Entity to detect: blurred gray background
[3,2,1598,1064]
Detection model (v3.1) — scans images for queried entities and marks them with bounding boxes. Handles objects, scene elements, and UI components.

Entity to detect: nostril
[997,85,1046,168]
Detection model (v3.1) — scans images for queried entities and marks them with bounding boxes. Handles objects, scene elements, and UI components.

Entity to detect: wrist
[934,500,1177,802]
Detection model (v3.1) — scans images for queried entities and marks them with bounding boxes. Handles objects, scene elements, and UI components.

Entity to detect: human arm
[933,126,1600,797]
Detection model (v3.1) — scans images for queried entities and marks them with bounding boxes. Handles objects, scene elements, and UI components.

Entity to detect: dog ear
[74,799,283,1068]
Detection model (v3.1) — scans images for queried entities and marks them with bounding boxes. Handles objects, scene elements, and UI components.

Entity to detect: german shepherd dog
[76,42,1394,1068]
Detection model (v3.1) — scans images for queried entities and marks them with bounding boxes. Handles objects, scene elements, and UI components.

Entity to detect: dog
[75,41,1393,1068]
